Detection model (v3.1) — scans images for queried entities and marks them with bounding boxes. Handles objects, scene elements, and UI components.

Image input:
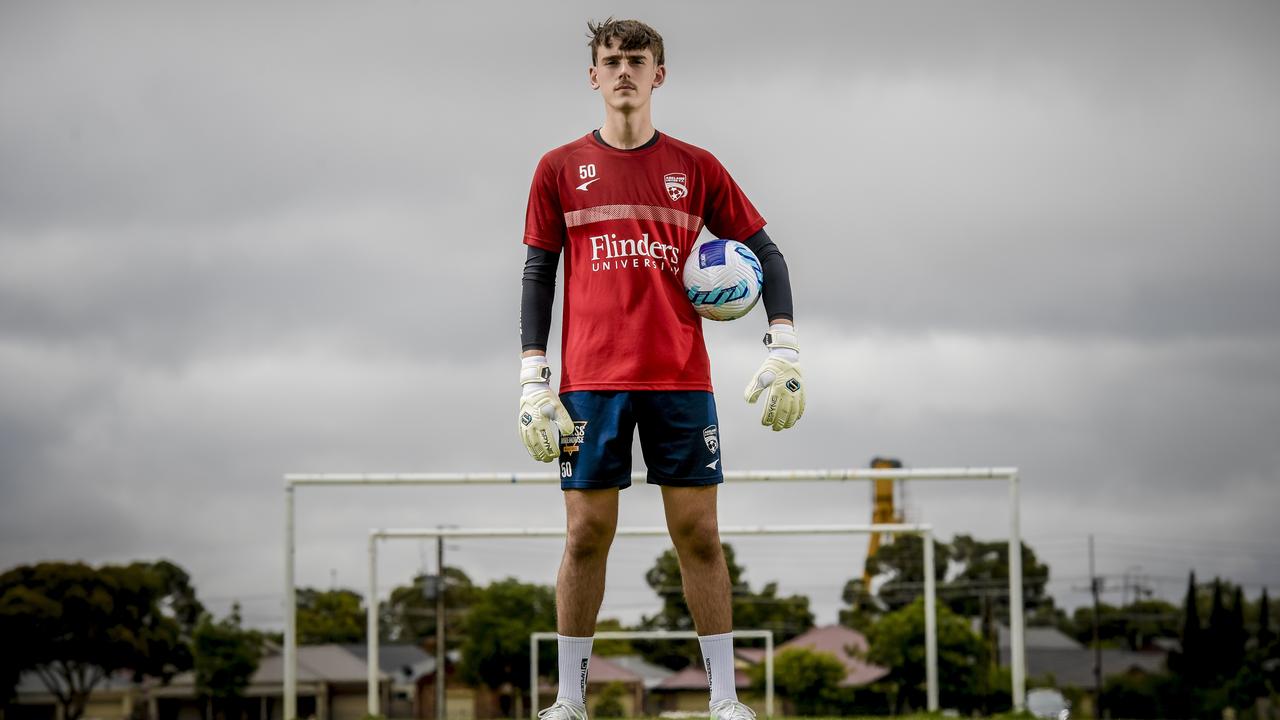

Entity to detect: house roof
[342,643,430,670]
[779,624,889,687]
[341,643,444,682]
[655,665,750,691]
[993,624,1085,650]
[161,644,380,690]
[586,655,643,684]
[600,655,675,689]
[999,646,1166,687]
[17,670,141,696]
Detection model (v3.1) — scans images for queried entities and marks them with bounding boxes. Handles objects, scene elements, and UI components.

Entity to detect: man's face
[589,40,664,111]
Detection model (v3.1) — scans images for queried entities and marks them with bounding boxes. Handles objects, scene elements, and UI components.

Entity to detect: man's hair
[587,18,665,66]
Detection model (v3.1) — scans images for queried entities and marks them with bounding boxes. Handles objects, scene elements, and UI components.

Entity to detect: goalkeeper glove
[518,356,575,462]
[744,323,805,431]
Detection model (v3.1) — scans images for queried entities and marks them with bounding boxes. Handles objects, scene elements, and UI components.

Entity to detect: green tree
[1101,670,1181,719]
[381,567,475,646]
[1169,571,1204,683]
[945,534,1052,620]
[861,535,951,612]
[192,604,261,720]
[1225,586,1248,677]
[296,588,365,644]
[837,580,880,632]
[865,596,986,714]
[1064,599,1180,651]
[457,578,556,712]
[591,681,627,717]
[637,544,813,669]
[1258,587,1274,650]
[0,561,191,720]
[752,646,846,715]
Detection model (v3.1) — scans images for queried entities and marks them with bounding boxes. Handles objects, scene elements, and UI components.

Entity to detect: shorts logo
[702,425,719,454]
[786,378,801,393]
[664,172,688,202]
[561,421,588,455]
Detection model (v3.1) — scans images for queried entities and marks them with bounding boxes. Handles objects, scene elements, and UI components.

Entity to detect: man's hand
[518,356,575,462]
[744,324,805,431]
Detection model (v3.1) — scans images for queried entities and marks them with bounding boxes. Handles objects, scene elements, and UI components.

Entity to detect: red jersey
[524,132,766,392]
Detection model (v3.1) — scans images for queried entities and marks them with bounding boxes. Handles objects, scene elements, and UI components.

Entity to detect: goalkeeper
[517,17,804,720]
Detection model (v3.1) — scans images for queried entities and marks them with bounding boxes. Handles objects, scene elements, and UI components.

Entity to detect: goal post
[365,523,939,716]
[529,630,775,720]
[283,466,1024,717]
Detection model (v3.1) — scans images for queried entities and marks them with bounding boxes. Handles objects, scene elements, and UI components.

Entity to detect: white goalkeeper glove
[744,323,805,431]
[518,356,575,462]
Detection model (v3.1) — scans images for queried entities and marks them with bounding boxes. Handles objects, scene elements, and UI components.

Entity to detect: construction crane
[863,456,904,588]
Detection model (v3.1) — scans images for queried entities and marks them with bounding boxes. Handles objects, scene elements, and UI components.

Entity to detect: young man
[517,18,804,720]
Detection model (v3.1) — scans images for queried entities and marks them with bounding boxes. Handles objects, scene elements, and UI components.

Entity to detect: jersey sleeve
[701,154,766,241]
[523,152,567,252]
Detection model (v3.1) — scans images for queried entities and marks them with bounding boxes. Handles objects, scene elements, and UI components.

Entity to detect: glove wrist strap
[520,356,552,386]
[763,324,799,354]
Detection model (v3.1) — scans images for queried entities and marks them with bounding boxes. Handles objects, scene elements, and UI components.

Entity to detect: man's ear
[588,65,600,90]
[652,65,666,90]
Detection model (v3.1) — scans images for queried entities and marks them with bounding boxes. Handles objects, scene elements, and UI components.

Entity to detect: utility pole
[1089,535,1103,716]
[436,533,445,720]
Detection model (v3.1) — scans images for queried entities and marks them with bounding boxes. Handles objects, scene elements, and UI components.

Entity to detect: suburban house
[651,624,888,713]
[775,624,890,688]
[992,624,1168,688]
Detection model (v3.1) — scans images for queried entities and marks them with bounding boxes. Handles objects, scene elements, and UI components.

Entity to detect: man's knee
[669,515,722,563]
[565,513,616,560]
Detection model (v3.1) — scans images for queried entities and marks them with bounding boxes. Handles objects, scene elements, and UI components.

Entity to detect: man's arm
[740,228,804,430]
[741,228,793,326]
[517,245,573,461]
[520,245,559,356]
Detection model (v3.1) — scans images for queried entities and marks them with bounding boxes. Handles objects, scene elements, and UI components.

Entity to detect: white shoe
[537,699,588,720]
[710,699,756,720]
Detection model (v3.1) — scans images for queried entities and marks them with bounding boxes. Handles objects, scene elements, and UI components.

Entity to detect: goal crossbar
[366,523,939,717]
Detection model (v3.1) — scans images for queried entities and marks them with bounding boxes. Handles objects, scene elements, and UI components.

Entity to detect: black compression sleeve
[742,228,794,322]
[520,246,559,352]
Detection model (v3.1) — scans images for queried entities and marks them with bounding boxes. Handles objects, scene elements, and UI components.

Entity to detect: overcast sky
[2,1,1278,631]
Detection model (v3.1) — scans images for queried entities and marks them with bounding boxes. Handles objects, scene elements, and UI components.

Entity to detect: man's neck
[599,109,656,150]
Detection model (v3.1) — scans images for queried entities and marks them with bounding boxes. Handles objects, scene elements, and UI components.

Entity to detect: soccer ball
[683,237,763,321]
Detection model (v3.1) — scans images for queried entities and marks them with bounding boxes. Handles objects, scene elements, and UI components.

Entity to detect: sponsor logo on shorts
[560,421,588,455]
[702,425,719,454]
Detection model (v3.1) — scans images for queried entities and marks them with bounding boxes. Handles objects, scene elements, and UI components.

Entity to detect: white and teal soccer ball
[683,237,763,321]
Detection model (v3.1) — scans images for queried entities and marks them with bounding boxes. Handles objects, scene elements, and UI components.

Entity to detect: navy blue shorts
[557,391,724,490]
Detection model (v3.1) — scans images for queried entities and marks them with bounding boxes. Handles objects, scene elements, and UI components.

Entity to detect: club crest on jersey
[664,172,688,201]
[561,421,588,455]
[702,425,719,454]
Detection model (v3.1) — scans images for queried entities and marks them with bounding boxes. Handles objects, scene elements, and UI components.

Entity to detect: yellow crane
[863,457,904,588]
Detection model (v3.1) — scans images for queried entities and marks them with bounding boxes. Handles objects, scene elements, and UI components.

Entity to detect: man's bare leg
[558,487,619,634]
[661,485,733,633]
[552,487,619,709]
[661,485,740,708]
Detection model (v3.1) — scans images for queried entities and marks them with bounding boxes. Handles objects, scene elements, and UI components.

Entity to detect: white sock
[556,634,593,705]
[699,631,738,704]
